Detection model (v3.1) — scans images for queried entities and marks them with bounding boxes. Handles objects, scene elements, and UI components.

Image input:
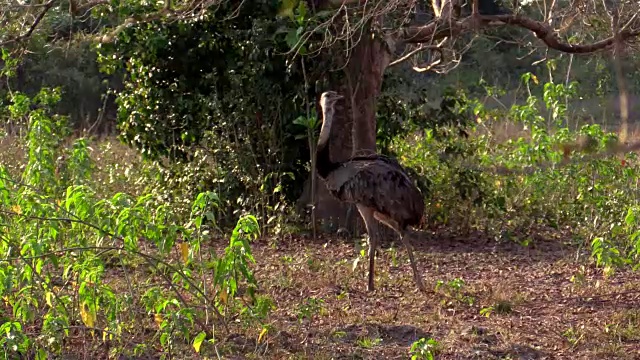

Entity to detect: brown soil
[24,224,640,359]
[231,229,640,359]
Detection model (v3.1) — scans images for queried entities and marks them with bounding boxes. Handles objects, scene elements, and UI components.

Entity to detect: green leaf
[35,349,48,360]
[277,0,298,19]
[293,115,307,126]
[625,208,636,227]
[285,29,300,50]
[296,0,308,25]
[193,331,207,353]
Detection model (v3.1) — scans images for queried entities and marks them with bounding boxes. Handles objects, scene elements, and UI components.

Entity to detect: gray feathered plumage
[325,155,424,230]
[315,91,427,292]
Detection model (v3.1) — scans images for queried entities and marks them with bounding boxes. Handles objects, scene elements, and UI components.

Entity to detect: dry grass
[0,134,146,197]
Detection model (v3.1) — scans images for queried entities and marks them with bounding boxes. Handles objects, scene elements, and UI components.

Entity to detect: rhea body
[316,91,426,292]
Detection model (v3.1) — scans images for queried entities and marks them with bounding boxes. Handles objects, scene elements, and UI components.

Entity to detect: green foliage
[93,3,326,229]
[97,2,305,160]
[410,337,440,360]
[0,88,270,358]
[391,73,640,272]
[1,5,119,131]
[435,278,475,306]
[296,297,325,323]
[19,41,116,129]
[375,84,482,199]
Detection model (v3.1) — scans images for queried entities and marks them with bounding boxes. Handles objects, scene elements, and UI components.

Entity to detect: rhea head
[318,91,344,147]
[320,91,344,112]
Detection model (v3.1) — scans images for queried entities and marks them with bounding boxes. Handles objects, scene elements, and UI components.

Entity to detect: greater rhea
[315,90,426,292]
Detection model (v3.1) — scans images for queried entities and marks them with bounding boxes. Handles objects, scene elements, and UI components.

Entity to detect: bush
[0,87,271,358]
[391,73,640,272]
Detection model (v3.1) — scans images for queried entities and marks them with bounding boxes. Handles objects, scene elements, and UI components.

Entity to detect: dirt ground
[231,228,640,360]
[53,227,640,360]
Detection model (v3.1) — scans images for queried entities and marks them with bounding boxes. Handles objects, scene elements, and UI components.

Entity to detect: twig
[388,44,442,67]
[402,13,640,54]
[0,0,56,47]
[301,58,317,242]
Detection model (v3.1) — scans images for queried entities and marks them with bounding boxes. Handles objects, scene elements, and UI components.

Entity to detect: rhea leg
[399,232,426,292]
[373,212,426,292]
[356,204,377,292]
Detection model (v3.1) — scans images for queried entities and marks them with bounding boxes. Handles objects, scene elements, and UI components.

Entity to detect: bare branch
[622,12,639,30]
[74,0,109,17]
[412,57,442,72]
[431,0,443,17]
[431,0,460,20]
[388,44,442,67]
[482,13,640,53]
[401,13,640,54]
[0,0,56,47]
[399,20,459,44]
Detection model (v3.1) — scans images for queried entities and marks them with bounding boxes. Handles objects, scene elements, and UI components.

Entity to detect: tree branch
[399,20,459,44]
[0,0,56,47]
[480,13,640,53]
[388,44,442,67]
[74,0,109,16]
[400,13,640,54]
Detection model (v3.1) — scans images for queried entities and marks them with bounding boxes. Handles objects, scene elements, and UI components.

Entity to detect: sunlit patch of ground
[47,229,640,359]
[238,230,640,359]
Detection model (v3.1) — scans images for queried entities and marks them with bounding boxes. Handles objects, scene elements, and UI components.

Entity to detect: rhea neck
[316,100,339,178]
